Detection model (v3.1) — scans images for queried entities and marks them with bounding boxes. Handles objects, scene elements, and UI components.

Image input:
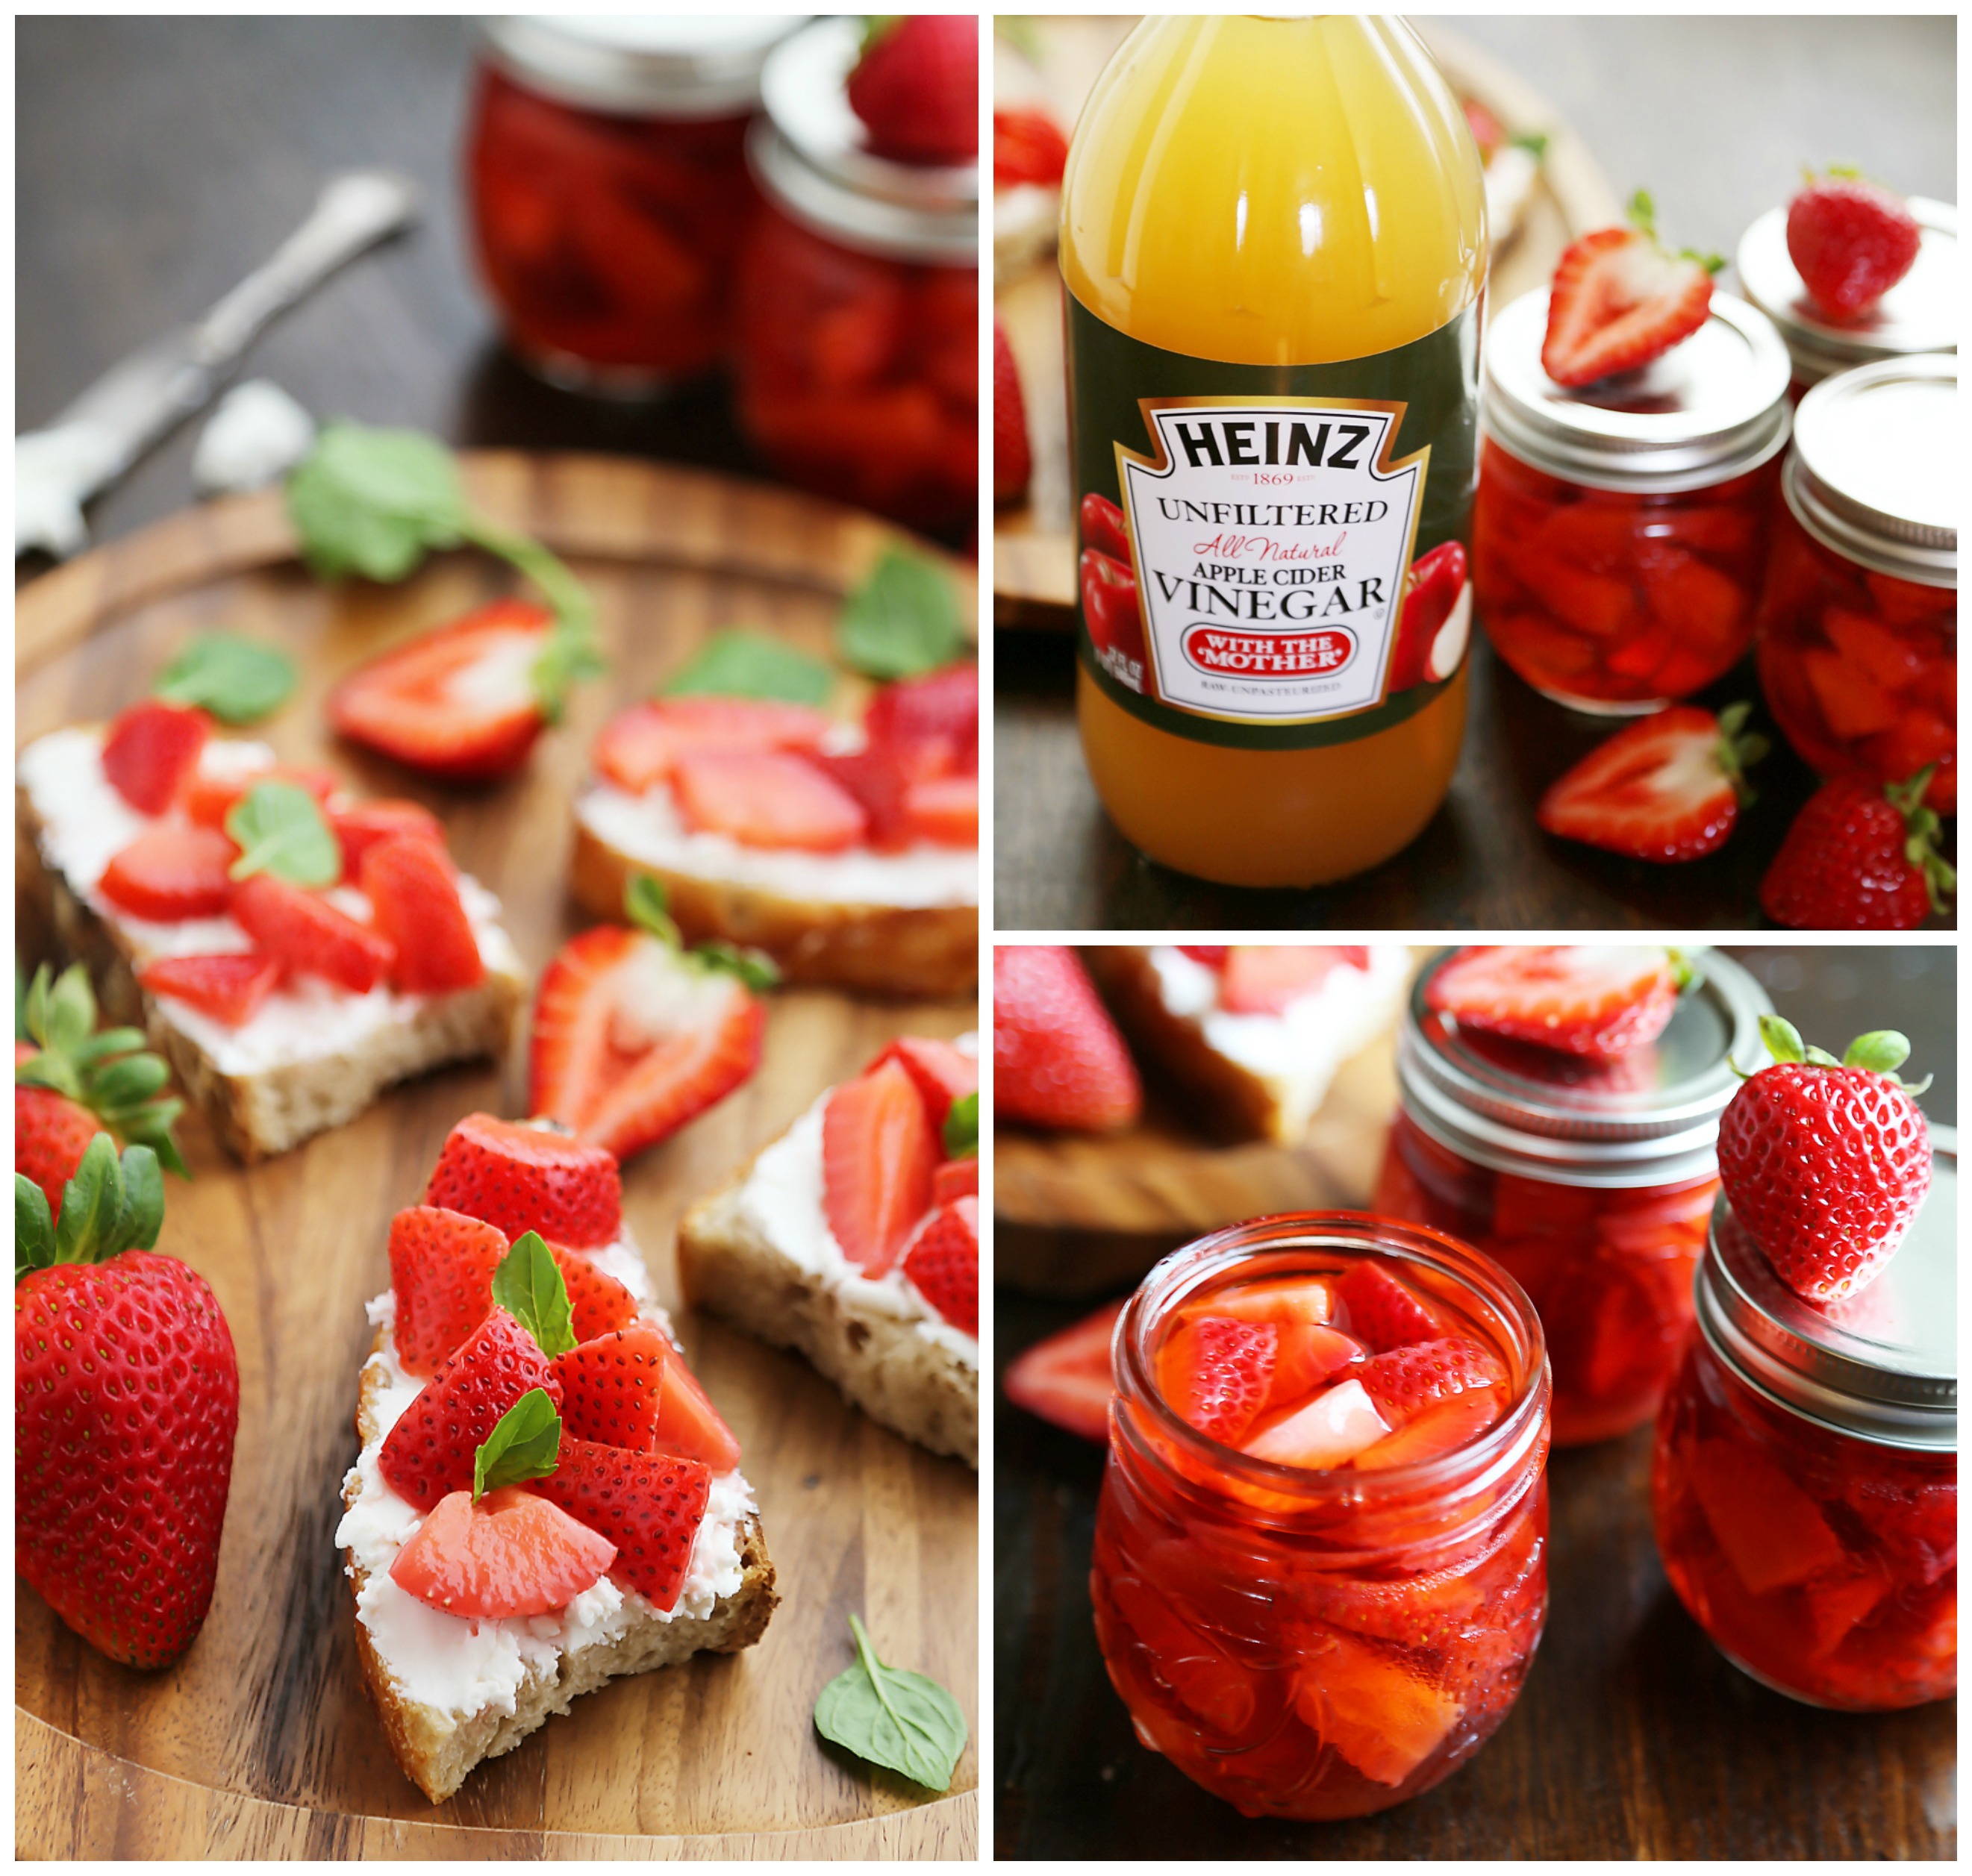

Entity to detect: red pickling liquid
[1653,1336,1956,1710]
[1472,437,1777,709]
[1090,1218,1550,1820]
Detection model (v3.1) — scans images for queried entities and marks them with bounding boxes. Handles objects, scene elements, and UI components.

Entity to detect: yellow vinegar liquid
[1064,14,1488,889]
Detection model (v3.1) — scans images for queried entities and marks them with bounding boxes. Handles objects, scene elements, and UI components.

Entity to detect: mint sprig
[225,780,342,887]
[837,548,964,681]
[814,1613,968,1792]
[663,631,834,706]
[154,634,299,725]
[472,1386,563,1501]
[16,1134,164,1283]
[491,1231,577,1360]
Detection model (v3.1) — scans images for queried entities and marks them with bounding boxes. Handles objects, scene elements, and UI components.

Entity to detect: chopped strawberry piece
[902,1195,978,1335]
[1242,1377,1391,1470]
[183,763,337,831]
[552,1325,743,1472]
[1199,1276,1335,1327]
[805,742,923,850]
[1355,1336,1507,1426]
[388,1205,511,1376]
[593,698,834,795]
[822,1059,937,1275]
[529,926,764,1163]
[424,1113,623,1248]
[865,663,978,768]
[1541,220,1714,387]
[389,1485,616,1618]
[932,1157,978,1203]
[1177,945,1226,968]
[672,748,868,851]
[1686,1436,1845,1594]
[231,873,394,992]
[359,832,485,994]
[329,798,448,874]
[864,1035,977,1127]
[137,952,281,1027]
[1158,1316,1278,1445]
[1002,1298,1124,1443]
[549,1245,642,1346]
[1335,1262,1443,1354]
[993,104,1068,189]
[1537,706,1759,863]
[98,824,240,922]
[1786,172,1922,320]
[993,319,1032,504]
[993,945,1141,1132]
[1220,945,1369,1015]
[328,598,552,782]
[1268,1322,1367,1408]
[1291,1628,1464,1786]
[529,1439,711,1613]
[1425,945,1682,1057]
[100,700,212,814]
[903,772,978,846]
[1105,1571,1266,1734]
[1353,1388,1503,1472]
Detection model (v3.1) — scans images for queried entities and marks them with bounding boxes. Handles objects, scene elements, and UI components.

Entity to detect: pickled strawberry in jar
[1473,289,1792,712]
[467,17,797,392]
[1753,357,1956,813]
[734,18,977,531]
[1092,1215,1550,1822]
[1376,945,1770,1447]
[1654,1133,1954,1711]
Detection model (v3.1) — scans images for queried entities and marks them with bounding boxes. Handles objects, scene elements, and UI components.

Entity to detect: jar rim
[478,15,799,119]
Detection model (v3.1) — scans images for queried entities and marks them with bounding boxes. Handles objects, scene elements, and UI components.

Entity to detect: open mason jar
[1652,1131,1956,1710]
[1091,1213,1550,1822]
[1473,288,1792,712]
[1375,948,1770,1447]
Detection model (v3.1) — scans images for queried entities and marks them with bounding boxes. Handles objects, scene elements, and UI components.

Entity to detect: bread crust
[571,817,977,1002]
[17,784,525,1163]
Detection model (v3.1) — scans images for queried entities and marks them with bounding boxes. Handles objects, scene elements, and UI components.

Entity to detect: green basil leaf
[837,549,964,681]
[154,634,299,725]
[814,1613,967,1792]
[16,1174,55,1281]
[943,1089,978,1160]
[491,1231,576,1359]
[225,781,342,887]
[472,1387,563,1501]
[624,875,682,950]
[286,422,468,583]
[663,631,834,705]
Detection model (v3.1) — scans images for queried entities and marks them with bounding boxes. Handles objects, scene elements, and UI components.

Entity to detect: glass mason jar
[1735,197,1958,401]
[734,18,977,531]
[1374,948,1770,1448]
[1473,288,1792,713]
[1753,356,1957,813]
[1653,1131,1956,1710]
[1091,1214,1551,1822]
[466,17,798,393]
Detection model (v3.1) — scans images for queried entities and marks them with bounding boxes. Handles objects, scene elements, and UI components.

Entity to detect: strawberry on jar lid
[1735,198,1957,389]
[1483,287,1792,494]
[1698,1130,1954,1450]
[1783,354,1957,587]
[479,16,801,118]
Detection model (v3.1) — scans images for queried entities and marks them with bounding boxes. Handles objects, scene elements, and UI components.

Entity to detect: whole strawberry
[1786,169,1922,320]
[16,1136,239,1668]
[1760,768,1954,930]
[993,945,1141,1132]
[1717,1017,1931,1303]
[846,15,978,168]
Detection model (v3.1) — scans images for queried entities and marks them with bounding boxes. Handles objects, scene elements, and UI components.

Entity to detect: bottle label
[1068,293,1480,749]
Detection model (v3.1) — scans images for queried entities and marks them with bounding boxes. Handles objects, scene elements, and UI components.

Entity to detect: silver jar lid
[1697,1129,1955,1450]
[1782,354,1958,588]
[1735,198,1959,388]
[1397,948,1771,1189]
[1482,287,1792,495]
[749,17,977,266]
[479,16,802,119]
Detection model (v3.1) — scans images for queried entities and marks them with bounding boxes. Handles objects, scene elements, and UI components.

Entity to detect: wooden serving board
[14,456,978,1860]
[993,18,1626,627]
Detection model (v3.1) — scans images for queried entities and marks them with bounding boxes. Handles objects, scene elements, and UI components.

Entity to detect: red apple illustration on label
[1079,493,1149,692]
[1081,491,1132,561]
[1386,540,1471,692]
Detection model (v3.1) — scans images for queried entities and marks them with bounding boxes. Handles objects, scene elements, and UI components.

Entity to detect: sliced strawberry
[1355,1336,1507,1426]
[1241,1377,1390,1469]
[98,824,238,922]
[549,1244,641,1346]
[593,698,834,795]
[865,663,978,769]
[932,1157,978,1203]
[424,1113,623,1248]
[864,1035,977,1128]
[388,1204,511,1376]
[822,1059,938,1275]
[183,763,337,831]
[1220,945,1369,1015]
[646,1338,743,1472]
[672,749,868,851]
[137,952,281,1027]
[1426,945,1682,1058]
[1158,1316,1278,1445]
[359,832,485,994]
[231,873,394,992]
[1541,219,1714,387]
[805,742,925,850]
[993,945,1141,1132]
[101,700,211,814]
[903,772,978,846]
[902,1195,978,1335]
[390,1484,616,1618]
[552,1325,743,1470]
[528,927,764,1162]
[378,1307,563,1514]
[1002,1298,1124,1442]
[1335,1262,1443,1354]
[529,1439,711,1613]
[329,798,449,874]
[328,598,552,782]
[1537,705,1762,863]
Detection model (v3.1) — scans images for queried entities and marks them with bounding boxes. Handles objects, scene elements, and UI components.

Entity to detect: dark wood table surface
[994,945,1958,1860]
[992,13,1957,932]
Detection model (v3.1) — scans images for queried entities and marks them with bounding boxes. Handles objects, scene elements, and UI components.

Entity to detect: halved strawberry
[137,953,281,1027]
[1541,207,1716,387]
[1537,704,1764,863]
[864,1035,977,1128]
[823,1059,938,1275]
[1158,1316,1278,1445]
[231,873,394,992]
[100,700,211,814]
[1355,1336,1507,1426]
[328,798,448,874]
[328,598,554,782]
[378,1307,563,1513]
[183,763,337,832]
[903,772,978,846]
[360,832,485,994]
[1220,946,1370,1015]
[388,1205,512,1376]
[529,926,764,1162]
[1002,1298,1124,1443]
[672,749,869,851]
[902,1195,978,1335]
[529,1439,711,1612]
[993,945,1141,1133]
[424,1113,623,1248]
[1425,945,1682,1058]
[390,1484,615,1618]
[552,1325,743,1472]
[98,825,238,922]
[932,1157,978,1203]
[549,1245,641,1346]
[1335,1262,1443,1354]
[594,698,834,795]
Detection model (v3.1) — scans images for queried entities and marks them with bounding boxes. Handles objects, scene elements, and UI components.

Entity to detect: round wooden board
[992,18,1626,626]
[14,455,978,1859]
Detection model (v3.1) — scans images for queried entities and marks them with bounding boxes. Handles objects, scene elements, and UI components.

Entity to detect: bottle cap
[480,16,800,119]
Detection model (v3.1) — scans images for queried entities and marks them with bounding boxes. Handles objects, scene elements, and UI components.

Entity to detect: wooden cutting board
[14,455,978,1859]
[993,19,1626,626]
